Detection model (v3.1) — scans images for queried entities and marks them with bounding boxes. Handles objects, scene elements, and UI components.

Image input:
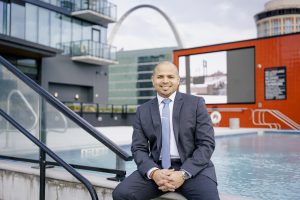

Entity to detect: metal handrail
[252,109,281,129]
[0,108,98,200]
[272,110,300,130]
[0,55,132,161]
[252,109,300,130]
[0,155,126,178]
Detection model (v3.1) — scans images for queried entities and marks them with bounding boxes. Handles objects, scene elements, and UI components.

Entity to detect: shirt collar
[157,92,176,104]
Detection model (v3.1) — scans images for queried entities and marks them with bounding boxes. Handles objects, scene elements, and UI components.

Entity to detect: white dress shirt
[147,92,180,179]
[157,92,180,159]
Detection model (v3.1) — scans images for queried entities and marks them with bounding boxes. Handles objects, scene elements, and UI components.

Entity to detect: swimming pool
[19,132,300,200]
[122,132,300,200]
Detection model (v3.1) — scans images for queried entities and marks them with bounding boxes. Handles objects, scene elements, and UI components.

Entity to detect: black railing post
[121,104,127,119]
[39,150,46,200]
[80,102,83,117]
[111,104,114,118]
[39,99,47,200]
[96,103,99,118]
[108,156,126,182]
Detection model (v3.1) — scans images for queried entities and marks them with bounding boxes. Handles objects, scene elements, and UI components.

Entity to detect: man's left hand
[166,171,185,189]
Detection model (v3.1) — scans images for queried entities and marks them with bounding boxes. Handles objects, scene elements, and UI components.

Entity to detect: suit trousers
[112,161,220,200]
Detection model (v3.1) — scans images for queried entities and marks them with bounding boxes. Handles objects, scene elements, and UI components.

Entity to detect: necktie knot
[162,99,171,105]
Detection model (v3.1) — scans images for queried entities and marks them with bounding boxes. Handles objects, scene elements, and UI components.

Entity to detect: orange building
[173,33,300,130]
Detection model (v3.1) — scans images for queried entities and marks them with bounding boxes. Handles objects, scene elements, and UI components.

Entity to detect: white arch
[108,4,183,48]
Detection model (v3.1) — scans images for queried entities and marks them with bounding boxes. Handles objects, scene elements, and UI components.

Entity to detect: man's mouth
[161,86,170,90]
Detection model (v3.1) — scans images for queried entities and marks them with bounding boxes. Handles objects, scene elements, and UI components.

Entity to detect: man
[113,61,219,200]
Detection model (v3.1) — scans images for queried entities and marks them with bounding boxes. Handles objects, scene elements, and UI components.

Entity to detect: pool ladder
[252,109,300,130]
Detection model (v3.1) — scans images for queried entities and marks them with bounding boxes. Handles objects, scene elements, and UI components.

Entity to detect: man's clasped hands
[151,169,185,192]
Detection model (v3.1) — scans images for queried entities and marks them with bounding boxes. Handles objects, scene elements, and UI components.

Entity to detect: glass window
[100,26,107,43]
[297,18,300,31]
[92,25,106,43]
[3,2,10,35]
[72,18,82,41]
[82,21,92,41]
[272,19,281,35]
[40,0,50,3]
[71,0,79,10]
[25,4,38,43]
[50,12,62,48]
[0,1,3,34]
[61,15,71,43]
[262,21,269,36]
[257,23,264,37]
[50,0,59,7]
[92,29,100,42]
[11,3,25,39]
[38,7,50,46]
[284,18,293,33]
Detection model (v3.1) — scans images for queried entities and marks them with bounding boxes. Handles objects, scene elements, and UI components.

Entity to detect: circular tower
[254,0,300,37]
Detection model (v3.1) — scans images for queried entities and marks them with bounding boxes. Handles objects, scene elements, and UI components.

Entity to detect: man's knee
[112,184,135,200]
[112,185,125,200]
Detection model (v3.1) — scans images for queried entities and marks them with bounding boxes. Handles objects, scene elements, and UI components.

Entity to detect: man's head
[152,61,180,98]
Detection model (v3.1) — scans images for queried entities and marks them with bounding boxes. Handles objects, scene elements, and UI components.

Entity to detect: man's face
[152,63,180,98]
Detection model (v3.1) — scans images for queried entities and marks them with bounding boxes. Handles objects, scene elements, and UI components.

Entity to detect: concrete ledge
[0,160,185,200]
[0,159,254,200]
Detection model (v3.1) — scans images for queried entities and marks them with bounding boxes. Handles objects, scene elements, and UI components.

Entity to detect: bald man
[113,61,219,200]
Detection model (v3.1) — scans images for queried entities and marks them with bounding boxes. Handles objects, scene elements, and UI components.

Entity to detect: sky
[108,0,270,50]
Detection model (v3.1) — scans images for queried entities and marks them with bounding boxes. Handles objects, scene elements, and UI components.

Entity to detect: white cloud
[109,0,269,50]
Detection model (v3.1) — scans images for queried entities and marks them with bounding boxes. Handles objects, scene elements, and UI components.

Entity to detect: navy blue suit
[113,92,219,200]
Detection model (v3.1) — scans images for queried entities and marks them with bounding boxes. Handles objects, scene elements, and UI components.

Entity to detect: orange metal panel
[173,33,300,129]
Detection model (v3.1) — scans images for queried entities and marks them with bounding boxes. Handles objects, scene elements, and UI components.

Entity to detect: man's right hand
[152,169,176,192]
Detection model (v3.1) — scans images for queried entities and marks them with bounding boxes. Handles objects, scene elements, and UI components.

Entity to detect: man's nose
[162,77,169,82]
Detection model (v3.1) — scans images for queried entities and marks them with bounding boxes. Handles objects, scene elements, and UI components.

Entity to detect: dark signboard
[265,67,286,100]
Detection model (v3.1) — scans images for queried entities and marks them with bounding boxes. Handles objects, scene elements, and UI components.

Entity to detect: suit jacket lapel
[150,98,162,148]
[173,92,183,146]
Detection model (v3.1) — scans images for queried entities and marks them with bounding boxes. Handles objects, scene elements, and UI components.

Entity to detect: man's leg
[177,174,220,200]
[112,170,164,200]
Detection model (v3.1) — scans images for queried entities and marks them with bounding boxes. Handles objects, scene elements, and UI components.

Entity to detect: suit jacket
[131,92,217,182]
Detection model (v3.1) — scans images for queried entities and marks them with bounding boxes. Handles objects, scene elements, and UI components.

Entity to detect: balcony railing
[60,0,117,24]
[43,0,116,24]
[64,102,138,114]
[60,40,118,65]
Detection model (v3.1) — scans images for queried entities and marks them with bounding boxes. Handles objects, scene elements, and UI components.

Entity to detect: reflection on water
[124,133,300,200]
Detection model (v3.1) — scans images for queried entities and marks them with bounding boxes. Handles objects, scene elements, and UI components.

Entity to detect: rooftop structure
[254,0,300,37]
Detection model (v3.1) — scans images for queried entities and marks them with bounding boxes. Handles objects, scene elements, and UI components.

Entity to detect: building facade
[174,33,300,130]
[108,47,176,105]
[0,0,117,104]
[255,0,300,37]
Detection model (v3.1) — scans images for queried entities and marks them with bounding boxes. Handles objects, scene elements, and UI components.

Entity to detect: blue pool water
[33,132,300,200]
[121,133,300,200]
[211,133,300,200]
